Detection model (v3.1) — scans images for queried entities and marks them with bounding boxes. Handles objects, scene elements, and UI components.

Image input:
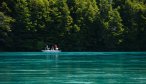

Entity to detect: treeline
[0,0,146,51]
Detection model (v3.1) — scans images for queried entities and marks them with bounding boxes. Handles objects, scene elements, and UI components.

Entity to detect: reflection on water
[0,52,146,84]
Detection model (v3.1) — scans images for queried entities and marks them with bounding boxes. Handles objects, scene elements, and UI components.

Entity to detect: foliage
[0,12,14,51]
[0,0,146,51]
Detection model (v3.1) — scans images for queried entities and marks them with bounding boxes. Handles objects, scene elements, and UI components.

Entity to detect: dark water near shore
[0,52,146,84]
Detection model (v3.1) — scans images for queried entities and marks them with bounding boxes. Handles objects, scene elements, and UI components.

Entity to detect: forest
[0,0,146,51]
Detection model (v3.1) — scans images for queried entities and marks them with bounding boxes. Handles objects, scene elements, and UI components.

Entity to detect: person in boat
[45,45,50,50]
[54,44,59,50]
[51,45,54,50]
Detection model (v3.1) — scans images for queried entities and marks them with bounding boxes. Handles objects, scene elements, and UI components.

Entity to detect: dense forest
[0,0,146,51]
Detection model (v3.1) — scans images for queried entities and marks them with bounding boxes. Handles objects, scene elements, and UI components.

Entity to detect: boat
[42,49,61,52]
[42,45,61,52]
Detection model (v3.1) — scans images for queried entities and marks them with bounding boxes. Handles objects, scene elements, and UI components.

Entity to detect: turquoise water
[0,52,146,84]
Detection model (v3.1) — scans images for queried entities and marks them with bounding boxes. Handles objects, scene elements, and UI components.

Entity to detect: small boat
[42,45,61,52]
[42,49,61,52]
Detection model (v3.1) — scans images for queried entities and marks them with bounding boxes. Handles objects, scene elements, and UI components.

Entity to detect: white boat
[42,45,61,52]
[42,49,61,52]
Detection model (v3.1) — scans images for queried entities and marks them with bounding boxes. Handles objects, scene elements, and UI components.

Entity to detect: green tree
[0,0,146,51]
[46,0,73,50]
[10,0,34,51]
[66,0,100,51]
[27,0,51,50]
[0,12,14,51]
[120,0,146,51]
[99,0,124,50]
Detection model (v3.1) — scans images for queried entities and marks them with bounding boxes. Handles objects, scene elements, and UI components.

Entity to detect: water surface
[0,52,146,84]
